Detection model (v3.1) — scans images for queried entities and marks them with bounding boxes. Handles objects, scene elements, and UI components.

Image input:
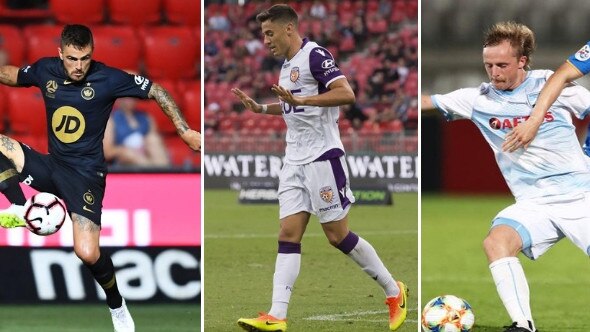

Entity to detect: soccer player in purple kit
[0,25,200,332]
[232,4,408,332]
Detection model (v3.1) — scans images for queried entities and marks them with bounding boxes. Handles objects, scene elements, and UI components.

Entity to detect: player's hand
[502,117,543,152]
[231,88,263,113]
[271,84,305,106]
[180,129,201,152]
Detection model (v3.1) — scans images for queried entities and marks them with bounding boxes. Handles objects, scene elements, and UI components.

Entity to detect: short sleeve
[309,47,345,87]
[431,87,480,121]
[555,84,590,119]
[108,68,153,99]
[567,41,590,76]
[16,62,42,87]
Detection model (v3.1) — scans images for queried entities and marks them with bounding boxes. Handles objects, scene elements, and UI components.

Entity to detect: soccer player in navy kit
[232,5,408,332]
[0,25,200,332]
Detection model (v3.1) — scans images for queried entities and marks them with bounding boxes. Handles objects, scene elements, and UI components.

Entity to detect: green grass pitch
[204,189,418,331]
[0,303,199,331]
[422,194,590,331]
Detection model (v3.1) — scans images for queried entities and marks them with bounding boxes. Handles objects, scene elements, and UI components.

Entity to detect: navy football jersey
[17,57,153,172]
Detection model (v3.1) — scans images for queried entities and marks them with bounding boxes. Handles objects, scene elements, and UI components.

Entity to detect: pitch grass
[204,189,418,331]
[422,194,590,331]
[0,303,199,331]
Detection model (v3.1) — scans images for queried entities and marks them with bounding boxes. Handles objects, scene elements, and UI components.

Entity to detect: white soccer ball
[24,192,67,236]
[422,295,475,332]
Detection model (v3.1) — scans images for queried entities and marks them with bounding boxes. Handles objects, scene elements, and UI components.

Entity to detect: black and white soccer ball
[24,192,66,236]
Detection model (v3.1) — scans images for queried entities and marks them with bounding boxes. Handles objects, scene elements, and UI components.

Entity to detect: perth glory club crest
[320,186,333,203]
[290,67,299,82]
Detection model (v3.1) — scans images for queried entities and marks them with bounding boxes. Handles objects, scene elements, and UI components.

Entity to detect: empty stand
[92,26,142,71]
[141,26,198,79]
[163,0,200,26]
[182,81,201,131]
[7,87,47,136]
[50,0,105,25]
[0,25,24,66]
[23,25,63,63]
[108,0,162,26]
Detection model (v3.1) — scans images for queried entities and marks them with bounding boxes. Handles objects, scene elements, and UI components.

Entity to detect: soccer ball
[421,295,475,332]
[24,192,67,236]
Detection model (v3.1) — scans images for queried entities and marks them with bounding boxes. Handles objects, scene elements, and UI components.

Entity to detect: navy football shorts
[18,143,106,226]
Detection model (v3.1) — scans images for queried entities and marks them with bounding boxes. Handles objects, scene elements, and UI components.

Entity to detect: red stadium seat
[141,26,199,79]
[0,25,25,66]
[164,136,199,167]
[11,133,48,153]
[6,87,47,136]
[108,0,162,26]
[182,81,201,131]
[164,0,200,26]
[92,26,142,71]
[50,0,105,25]
[23,25,63,64]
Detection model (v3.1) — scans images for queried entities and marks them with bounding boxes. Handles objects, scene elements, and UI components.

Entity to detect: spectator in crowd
[103,97,170,167]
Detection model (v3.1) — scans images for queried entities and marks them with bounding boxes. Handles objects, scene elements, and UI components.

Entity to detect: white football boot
[109,299,135,332]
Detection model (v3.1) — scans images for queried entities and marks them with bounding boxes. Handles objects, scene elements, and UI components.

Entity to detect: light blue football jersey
[432,70,590,201]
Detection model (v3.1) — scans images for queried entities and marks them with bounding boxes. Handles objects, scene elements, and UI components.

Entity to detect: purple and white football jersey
[278,38,346,165]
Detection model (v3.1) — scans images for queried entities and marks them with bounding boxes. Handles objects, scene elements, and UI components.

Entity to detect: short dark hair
[61,24,94,50]
[256,4,298,26]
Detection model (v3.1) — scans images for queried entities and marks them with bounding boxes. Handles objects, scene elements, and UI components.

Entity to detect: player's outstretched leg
[335,231,407,330]
[0,153,26,228]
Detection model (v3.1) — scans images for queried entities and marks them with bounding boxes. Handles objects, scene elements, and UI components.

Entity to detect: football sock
[268,241,301,320]
[85,252,123,309]
[489,257,534,331]
[337,231,399,297]
[0,153,25,205]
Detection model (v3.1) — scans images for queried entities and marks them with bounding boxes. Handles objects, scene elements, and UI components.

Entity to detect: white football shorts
[278,156,355,223]
[491,192,590,260]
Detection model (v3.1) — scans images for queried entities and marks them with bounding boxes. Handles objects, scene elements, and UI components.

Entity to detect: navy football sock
[85,252,123,309]
[0,153,25,205]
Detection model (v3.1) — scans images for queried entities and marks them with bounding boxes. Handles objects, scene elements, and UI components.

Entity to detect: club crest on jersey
[320,186,334,203]
[45,80,58,98]
[83,190,95,205]
[575,44,590,62]
[81,86,95,100]
[290,67,300,82]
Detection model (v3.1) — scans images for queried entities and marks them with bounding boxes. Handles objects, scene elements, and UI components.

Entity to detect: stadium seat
[0,25,25,66]
[50,0,105,25]
[92,26,141,71]
[164,135,198,167]
[164,0,200,26]
[108,0,162,26]
[141,26,199,79]
[11,133,48,153]
[6,87,47,136]
[182,81,201,131]
[23,25,63,64]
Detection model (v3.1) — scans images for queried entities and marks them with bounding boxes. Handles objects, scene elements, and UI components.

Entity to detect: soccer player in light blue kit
[422,22,590,332]
[503,39,590,155]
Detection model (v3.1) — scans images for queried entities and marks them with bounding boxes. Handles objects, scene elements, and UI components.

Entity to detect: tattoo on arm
[72,213,101,232]
[0,135,15,152]
[149,83,189,135]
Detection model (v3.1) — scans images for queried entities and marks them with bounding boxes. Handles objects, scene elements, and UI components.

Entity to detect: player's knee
[74,245,100,265]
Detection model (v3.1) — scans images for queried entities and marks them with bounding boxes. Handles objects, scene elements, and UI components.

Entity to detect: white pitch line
[304,308,418,322]
[205,229,417,239]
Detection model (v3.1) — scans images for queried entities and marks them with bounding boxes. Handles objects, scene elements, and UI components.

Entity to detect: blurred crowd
[204,0,418,141]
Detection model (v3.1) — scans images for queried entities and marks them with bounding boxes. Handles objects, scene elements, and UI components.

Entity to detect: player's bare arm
[421,94,435,110]
[503,61,583,152]
[0,65,19,87]
[231,87,282,115]
[148,83,201,152]
[271,77,355,107]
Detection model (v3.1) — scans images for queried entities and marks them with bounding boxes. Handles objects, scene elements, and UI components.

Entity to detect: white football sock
[489,257,535,331]
[268,253,300,319]
[346,236,399,297]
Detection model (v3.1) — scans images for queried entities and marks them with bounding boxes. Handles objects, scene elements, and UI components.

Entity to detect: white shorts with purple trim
[491,191,590,260]
[278,155,355,223]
